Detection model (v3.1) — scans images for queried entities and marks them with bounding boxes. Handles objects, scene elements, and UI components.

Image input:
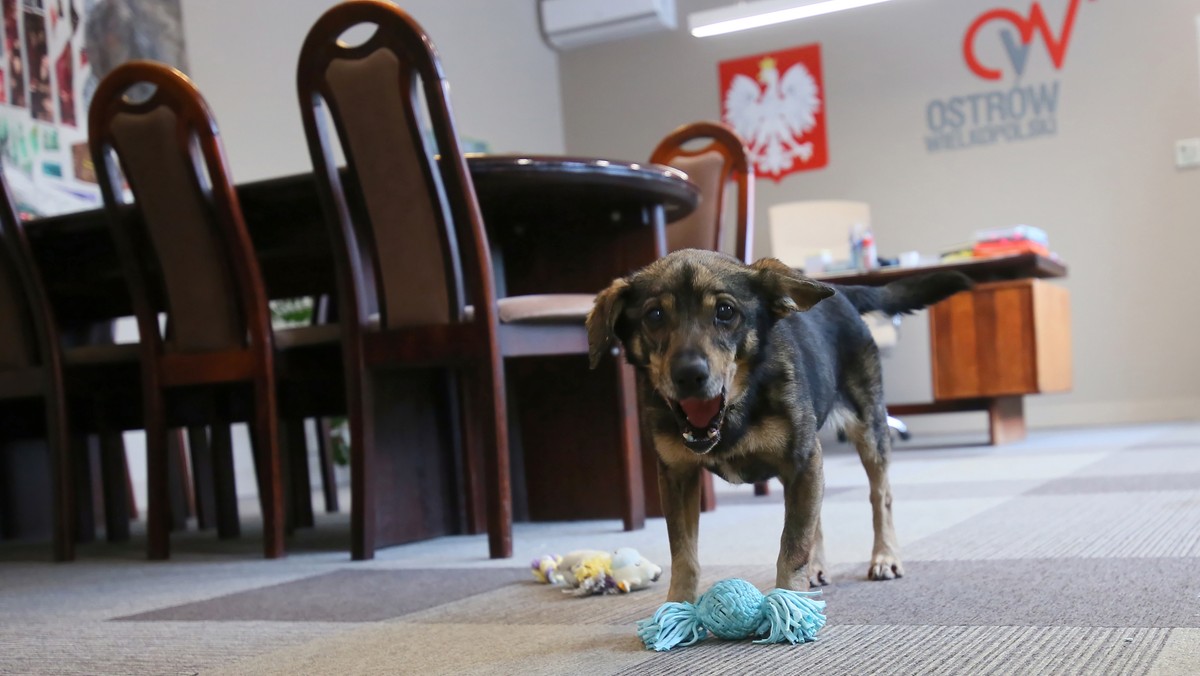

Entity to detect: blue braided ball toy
[637,578,826,651]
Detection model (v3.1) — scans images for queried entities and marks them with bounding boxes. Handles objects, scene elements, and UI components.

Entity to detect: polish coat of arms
[719,44,828,181]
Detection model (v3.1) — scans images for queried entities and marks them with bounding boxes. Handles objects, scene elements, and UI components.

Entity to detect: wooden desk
[816,254,1072,444]
[23,156,699,547]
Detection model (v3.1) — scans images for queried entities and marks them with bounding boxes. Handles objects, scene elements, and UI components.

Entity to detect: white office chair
[767,200,910,440]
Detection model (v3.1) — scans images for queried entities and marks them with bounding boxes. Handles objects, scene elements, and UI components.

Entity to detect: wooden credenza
[818,254,1072,445]
[930,278,1072,400]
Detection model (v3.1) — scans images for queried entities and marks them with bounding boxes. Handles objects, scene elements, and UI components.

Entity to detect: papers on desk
[941,224,1051,261]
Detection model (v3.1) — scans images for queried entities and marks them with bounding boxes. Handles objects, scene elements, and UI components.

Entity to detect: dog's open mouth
[669,391,727,454]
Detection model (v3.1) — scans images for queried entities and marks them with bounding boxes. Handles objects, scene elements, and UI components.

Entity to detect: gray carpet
[117,568,531,622]
[2,423,1199,674]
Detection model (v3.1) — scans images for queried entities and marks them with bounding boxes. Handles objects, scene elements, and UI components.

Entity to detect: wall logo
[925,0,1094,153]
[719,44,827,180]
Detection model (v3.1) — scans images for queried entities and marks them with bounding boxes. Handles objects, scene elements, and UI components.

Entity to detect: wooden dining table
[22,155,700,549]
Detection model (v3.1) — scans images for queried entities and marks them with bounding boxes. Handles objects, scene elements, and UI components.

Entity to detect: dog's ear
[751,258,834,317]
[586,277,631,369]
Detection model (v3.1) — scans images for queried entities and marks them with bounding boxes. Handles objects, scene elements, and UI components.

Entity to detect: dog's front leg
[658,459,702,603]
[776,442,824,591]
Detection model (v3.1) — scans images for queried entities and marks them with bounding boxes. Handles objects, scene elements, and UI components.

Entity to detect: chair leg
[209,423,240,539]
[887,415,911,441]
[47,402,74,562]
[349,369,376,561]
[474,357,511,560]
[315,418,339,514]
[126,456,138,521]
[186,426,217,530]
[456,372,485,535]
[250,379,284,559]
[282,417,314,529]
[700,472,717,512]
[166,430,192,531]
[614,360,645,531]
[99,432,130,542]
[144,393,170,560]
[70,434,96,545]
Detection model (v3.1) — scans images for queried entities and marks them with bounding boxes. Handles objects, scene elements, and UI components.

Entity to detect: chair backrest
[297,0,496,331]
[0,171,58,374]
[649,121,754,263]
[88,61,270,356]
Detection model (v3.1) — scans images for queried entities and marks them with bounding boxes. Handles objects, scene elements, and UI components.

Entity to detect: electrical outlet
[1175,138,1200,169]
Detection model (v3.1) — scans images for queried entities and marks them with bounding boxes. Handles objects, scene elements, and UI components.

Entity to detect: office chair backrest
[767,199,871,266]
[89,61,270,355]
[650,121,754,262]
[297,0,495,331]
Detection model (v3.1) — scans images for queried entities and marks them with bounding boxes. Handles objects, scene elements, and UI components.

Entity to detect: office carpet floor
[1,422,1198,674]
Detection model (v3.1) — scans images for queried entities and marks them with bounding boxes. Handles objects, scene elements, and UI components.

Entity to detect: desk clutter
[941,224,1052,262]
[798,222,1057,275]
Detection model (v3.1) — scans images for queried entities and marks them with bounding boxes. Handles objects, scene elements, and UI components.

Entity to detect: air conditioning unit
[540,0,677,51]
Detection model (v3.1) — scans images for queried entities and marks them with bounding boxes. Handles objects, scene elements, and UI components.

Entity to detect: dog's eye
[715,302,736,323]
[644,307,665,326]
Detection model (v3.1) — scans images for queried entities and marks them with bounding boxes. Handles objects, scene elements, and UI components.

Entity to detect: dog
[585,249,971,602]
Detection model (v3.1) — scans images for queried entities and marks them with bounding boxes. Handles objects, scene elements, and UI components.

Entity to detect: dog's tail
[838,271,973,315]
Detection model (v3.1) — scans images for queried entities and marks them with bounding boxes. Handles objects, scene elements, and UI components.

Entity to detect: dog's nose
[672,353,710,393]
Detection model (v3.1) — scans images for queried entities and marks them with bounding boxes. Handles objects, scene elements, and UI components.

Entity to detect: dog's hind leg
[777,438,824,591]
[658,459,703,603]
[845,409,904,581]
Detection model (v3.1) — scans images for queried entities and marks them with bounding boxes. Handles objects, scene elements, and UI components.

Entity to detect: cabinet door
[931,279,1070,400]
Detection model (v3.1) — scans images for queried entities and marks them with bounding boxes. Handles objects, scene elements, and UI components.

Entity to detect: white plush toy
[532,547,663,596]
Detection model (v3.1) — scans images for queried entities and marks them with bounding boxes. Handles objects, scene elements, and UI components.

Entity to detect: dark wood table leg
[988,396,1027,445]
[616,360,645,531]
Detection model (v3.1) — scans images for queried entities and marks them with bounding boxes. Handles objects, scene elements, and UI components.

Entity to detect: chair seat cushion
[274,323,341,350]
[62,342,141,365]
[498,294,596,324]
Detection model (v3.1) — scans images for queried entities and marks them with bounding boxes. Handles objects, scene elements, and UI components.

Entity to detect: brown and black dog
[586,249,971,602]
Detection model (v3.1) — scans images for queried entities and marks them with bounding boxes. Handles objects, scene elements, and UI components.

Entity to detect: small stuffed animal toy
[531,547,662,596]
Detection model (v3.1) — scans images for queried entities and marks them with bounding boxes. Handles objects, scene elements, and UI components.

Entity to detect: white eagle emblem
[723,56,822,179]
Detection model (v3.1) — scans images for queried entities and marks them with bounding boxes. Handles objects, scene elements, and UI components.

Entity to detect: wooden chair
[650,121,754,263]
[649,121,758,505]
[0,172,75,561]
[88,61,285,560]
[297,0,644,560]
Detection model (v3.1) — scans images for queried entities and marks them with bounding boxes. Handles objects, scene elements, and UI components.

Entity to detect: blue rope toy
[637,578,826,651]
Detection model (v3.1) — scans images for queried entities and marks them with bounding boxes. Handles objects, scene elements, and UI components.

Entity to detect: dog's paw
[867,554,904,581]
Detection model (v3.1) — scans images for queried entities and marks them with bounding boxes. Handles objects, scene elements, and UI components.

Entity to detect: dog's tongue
[679,397,722,428]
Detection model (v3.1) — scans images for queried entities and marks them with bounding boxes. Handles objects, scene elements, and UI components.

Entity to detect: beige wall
[559,0,1200,433]
[178,0,566,182]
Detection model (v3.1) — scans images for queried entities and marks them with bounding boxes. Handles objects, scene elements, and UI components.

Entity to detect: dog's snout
[671,353,710,394]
